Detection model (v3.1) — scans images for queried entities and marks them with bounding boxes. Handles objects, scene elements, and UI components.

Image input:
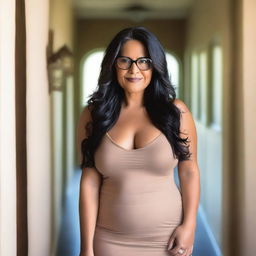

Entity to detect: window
[82,50,104,106]
[191,53,199,119]
[166,52,180,97]
[199,51,208,124]
[210,45,222,130]
[190,51,209,123]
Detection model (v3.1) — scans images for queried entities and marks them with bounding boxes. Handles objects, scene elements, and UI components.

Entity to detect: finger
[188,244,194,256]
[185,248,193,256]
[178,248,187,256]
[167,238,175,250]
[169,246,187,256]
[168,244,178,255]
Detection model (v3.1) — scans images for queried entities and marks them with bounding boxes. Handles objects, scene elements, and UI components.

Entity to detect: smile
[125,78,143,83]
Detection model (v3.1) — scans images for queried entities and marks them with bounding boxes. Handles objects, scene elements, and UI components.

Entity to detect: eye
[138,58,151,64]
[119,57,130,63]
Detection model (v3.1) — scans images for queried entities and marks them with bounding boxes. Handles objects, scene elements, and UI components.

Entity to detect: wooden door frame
[15,0,28,255]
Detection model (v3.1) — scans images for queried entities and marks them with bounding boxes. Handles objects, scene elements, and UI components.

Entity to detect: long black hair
[80,26,191,169]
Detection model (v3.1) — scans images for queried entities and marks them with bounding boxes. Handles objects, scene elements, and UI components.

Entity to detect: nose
[129,62,140,73]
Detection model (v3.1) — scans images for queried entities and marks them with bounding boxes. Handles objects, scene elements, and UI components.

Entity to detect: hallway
[1,0,256,256]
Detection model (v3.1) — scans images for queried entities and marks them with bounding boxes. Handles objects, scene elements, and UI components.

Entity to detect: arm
[79,167,102,255]
[77,107,102,256]
[176,99,200,230]
[168,99,200,256]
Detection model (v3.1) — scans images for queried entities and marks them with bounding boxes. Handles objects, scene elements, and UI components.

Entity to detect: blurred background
[0,0,255,255]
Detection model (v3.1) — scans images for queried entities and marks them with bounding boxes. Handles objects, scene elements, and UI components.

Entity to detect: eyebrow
[118,55,150,59]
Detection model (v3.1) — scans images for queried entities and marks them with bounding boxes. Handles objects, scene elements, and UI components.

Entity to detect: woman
[77,26,200,256]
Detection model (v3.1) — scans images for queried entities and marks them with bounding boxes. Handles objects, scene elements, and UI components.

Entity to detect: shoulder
[172,100,198,163]
[80,105,92,119]
[76,105,93,162]
[78,105,92,126]
[172,98,190,114]
[77,105,93,139]
[172,98,195,133]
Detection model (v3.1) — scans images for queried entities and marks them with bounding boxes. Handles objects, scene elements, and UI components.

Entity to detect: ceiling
[73,0,194,20]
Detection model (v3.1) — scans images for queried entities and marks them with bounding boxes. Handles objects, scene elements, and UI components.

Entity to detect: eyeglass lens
[116,57,152,70]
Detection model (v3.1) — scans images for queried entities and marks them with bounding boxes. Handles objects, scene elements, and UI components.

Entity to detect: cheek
[116,70,126,84]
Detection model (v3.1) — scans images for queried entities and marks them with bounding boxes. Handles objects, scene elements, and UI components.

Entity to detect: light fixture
[47,45,73,92]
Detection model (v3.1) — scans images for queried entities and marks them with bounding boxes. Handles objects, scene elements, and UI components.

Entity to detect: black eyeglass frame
[115,56,153,71]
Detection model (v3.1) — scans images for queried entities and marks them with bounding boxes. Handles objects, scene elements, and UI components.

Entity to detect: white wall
[241,0,256,254]
[0,0,17,255]
[25,0,52,255]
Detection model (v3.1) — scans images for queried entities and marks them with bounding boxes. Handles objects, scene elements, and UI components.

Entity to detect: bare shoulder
[172,98,197,146]
[172,98,194,125]
[76,105,93,163]
[77,105,93,141]
[173,98,190,114]
[78,105,92,126]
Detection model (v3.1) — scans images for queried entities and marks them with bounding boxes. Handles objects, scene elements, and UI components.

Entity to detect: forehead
[120,40,148,58]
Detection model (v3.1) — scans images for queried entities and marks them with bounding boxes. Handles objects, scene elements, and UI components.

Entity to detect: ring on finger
[178,248,186,254]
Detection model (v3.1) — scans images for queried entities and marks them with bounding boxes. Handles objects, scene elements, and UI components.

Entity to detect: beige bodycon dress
[93,131,183,255]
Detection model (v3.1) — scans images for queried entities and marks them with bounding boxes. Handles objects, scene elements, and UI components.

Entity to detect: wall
[240,0,256,254]
[185,0,232,254]
[0,0,17,255]
[187,1,256,255]
[49,0,75,254]
[49,0,74,51]
[25,0,51,255]
[76,19,186,62]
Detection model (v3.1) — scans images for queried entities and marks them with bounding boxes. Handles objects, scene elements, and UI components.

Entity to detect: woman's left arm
[167,99,200,256]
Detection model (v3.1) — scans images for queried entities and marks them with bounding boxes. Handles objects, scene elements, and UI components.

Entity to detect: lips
[125,77,142,82]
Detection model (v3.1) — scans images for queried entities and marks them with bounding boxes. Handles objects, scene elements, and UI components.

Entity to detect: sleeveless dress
[93,131,183,256]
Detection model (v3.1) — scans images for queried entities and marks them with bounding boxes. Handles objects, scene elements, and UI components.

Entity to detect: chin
[125,86,147,93]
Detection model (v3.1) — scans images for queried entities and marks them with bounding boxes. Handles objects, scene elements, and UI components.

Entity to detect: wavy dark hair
[80,26,191,169]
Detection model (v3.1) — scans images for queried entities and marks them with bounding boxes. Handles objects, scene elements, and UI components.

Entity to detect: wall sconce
[48,59,65,92]
[47,45,73,92]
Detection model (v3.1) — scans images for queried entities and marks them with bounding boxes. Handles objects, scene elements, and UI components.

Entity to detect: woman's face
[115,40,153,94]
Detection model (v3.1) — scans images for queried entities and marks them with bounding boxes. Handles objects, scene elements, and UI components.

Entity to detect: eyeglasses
[116,56,152,71]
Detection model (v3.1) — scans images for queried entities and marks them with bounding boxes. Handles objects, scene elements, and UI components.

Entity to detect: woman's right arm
[79,167,102,256]
[77,107,102,256]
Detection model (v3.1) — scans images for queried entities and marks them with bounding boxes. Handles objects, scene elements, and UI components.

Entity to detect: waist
[100,176,180,196]
[97,184,183,234]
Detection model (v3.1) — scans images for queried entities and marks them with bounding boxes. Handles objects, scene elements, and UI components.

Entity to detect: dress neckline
[105,132,163,152]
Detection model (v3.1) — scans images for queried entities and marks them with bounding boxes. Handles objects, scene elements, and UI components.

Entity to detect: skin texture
[77,39,200,256]
[115,40,152,101]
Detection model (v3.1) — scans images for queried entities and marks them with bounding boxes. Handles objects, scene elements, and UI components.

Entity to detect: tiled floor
[56,168,221,256]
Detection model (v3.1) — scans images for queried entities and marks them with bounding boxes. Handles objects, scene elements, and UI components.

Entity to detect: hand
[167,224,195,256]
